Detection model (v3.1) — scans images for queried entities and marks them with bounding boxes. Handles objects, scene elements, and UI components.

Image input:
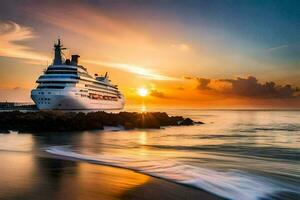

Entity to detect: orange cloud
[171,43,191,51]
[150,89,167,98]
[30,4,181,81]
[0,21,47,61]
[83,59,178,81]
[33,4,151,50]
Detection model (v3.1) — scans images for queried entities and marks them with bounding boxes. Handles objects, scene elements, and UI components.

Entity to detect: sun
[138,87,148,97]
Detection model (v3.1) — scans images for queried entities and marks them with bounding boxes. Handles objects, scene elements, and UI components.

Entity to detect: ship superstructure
[31,39,125,110]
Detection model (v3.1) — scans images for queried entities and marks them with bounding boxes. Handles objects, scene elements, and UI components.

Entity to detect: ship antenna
[53,38,67,65]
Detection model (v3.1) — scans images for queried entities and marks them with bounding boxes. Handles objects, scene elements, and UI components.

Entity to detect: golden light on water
[137,87,148,97]
[141,104,147,112]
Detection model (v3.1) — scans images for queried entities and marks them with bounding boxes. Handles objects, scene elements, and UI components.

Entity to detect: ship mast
[53,39,66,65]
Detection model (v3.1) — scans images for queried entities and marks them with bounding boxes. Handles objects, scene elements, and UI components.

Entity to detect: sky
[0,0,299,108]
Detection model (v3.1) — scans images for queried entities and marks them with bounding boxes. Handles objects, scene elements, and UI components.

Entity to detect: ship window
[45,71,78,75]
[47,67,78,71]
[37,86,65,89]
[40,75,79,79]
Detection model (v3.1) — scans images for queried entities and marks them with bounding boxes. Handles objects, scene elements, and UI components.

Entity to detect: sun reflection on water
[140,104,147,112]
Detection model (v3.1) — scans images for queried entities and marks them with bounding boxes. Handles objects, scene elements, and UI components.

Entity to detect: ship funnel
[71,55,80,66]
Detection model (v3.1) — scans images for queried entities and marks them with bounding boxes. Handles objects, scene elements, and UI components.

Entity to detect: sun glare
[138,87,148,97]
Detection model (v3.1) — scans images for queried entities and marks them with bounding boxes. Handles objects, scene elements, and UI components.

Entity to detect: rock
[179,118,194,125]
[0,111,200,133]
[124,122,134,130]
[0,129,10,134]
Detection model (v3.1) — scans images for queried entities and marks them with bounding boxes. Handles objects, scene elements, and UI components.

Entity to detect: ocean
[0,109,299,200]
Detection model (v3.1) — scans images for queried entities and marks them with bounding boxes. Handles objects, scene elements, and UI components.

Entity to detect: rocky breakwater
[0,111,203,133]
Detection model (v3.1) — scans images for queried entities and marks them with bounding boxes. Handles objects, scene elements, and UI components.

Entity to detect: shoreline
[43,152,223,200]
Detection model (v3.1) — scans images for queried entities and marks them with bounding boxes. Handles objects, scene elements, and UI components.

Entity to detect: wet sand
[71,161,223,200]
[0,153,222,200]
[122,174,223,200]
[56,159,223,200]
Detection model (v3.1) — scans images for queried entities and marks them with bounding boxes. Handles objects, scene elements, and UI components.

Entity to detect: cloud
[150,89,167,98]
[13,86,22,90]
[192,76,299,99]
[0,21,48,61]
[171,43,191,51]
[0,20,176,81]
[265,45,289,52]
[83,59,177,81]
[33,3,149,49]
[0,87,32,102]
[196,78,211,90]
[30,4,178,81]
[183,76,193,80]
[176,86,185,90]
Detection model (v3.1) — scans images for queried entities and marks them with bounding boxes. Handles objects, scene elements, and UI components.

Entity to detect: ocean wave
[252,127,300,132]
[195,134,260,139]
[0,149,32,153]
[46,146,299,200]
[103,126,125,131]
[236,124,300,133]
[144,144,300,161]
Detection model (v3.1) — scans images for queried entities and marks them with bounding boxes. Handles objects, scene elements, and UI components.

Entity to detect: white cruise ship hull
[31,40,125,111]
[31,89,125,110]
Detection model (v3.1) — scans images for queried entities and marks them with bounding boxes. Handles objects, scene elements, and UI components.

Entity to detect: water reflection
[0,133,152,200]
[0,110,299,200]
[0,152,36,199]
[76,163,149,200]
[42,110,300,200]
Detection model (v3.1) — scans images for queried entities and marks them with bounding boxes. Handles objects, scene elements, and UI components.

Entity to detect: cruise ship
[31,39,125,110]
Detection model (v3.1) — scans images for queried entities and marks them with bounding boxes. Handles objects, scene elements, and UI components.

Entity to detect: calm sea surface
[0,109,299,200]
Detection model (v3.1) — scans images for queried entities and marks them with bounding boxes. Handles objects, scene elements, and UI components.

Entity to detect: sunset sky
[0,0,299,108]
